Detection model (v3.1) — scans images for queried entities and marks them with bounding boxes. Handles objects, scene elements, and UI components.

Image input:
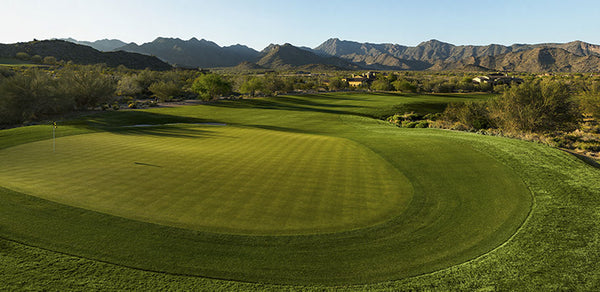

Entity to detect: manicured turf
[0,125,412,235]
[0,92,569,289]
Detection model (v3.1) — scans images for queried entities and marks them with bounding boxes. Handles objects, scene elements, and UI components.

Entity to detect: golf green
[0,125,412,235]
[0,93,533,285]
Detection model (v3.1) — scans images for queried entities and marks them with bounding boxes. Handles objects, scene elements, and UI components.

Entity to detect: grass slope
[0,92,587,290]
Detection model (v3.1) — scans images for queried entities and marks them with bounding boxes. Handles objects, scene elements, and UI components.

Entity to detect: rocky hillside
[314,38,600,71]
[256,43,358,70]
[429,47,600,72]
[0,40,172,70]
[115,37,260,68]
[30,37,600,72]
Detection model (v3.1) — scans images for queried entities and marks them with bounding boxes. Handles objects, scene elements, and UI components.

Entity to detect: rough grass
[0,92,592,290]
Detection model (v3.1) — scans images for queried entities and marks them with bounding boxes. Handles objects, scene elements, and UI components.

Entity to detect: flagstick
[53,122,56,152]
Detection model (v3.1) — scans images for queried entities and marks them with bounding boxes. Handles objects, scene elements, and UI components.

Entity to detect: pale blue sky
[3,0,599,50]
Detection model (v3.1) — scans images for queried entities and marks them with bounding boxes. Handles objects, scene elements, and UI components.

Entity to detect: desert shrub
[261,73,287,95]
[117,69,162,98]
[415,120,430,128]
[432,82,454,93]
[578,142,600,152]
[489,79,580,133]
[387,112,422,125]
[43,56,57,65]
[423,113,441,121]
[0,69,70,124]
[191,73,232,101]
[239,76,264,96]
[579,82,600,120]
[116,74,144,97]
[58,65,116,109]
[371,79,393,91]
[392,80,417,93]
[443,102,492,130]
[31,55,43,63]
[149,80,184,101]
[327,77,348,91]
[15,52,30,60]
[401,120,419,128]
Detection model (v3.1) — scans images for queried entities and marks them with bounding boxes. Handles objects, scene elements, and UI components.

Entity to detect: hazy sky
[3,0,600,50]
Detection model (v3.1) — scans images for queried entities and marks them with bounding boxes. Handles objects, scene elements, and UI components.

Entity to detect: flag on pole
[52,121,56,152]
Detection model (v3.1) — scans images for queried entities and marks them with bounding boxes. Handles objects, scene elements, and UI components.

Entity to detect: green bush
[579,82,600,120]
[490,80,581,133]
[0,69,70,124]
[191,73,232,101]
[31,55,43,64]
[149,81,184,102]
[392,80,417,93]
[239,76,264,96]
[443,102,492,130]
[58,65,116,109]
[371,79,393,91]
[15,52,30,60]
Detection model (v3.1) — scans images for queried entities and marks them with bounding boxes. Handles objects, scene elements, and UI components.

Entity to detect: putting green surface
[0,126,412,235]
[0,93,533,285]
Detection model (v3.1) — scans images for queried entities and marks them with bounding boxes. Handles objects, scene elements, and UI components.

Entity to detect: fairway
[0,93,534,286]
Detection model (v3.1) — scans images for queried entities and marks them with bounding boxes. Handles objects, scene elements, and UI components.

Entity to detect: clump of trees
[440,79,580,133]
[235,73,297,96]
[578,81,600,120]
[191,73,232,101]
[0,65,115,125]
[58,65,116,110]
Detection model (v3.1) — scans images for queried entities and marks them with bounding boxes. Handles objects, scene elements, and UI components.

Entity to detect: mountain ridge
[256,43,358,70]
[0,40,172,70]
[45,37,600,72]
[60,38,127,52]
[114,37,260,68]
[313,38,600,71]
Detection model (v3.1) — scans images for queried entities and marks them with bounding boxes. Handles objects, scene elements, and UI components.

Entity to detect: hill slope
[0,40,172,70]
[115,37,259,68]
[256,43,359,70]
[314,38,600,71]
[431,47,600,72]
[62,38,128,52]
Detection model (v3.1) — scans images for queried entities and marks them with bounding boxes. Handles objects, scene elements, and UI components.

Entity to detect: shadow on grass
[83,111,223,127]
[205,96,364,117]
[73,111,232,139]
[78,110,310,138]
[564,150,600,170]
[109,126,225,139]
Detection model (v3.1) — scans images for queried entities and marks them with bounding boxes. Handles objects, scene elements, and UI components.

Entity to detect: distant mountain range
[4,37,600,72]
[60,38,128,52]
[0,40,171,70]
[115,37,259,68]
[313,38,600,72]
[256,43,358,70]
